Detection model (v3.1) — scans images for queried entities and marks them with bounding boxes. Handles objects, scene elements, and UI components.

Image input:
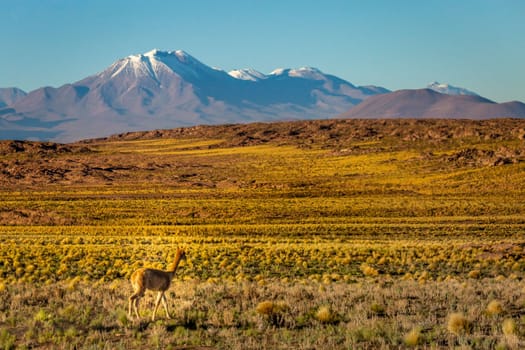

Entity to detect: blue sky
[2,0,524,102]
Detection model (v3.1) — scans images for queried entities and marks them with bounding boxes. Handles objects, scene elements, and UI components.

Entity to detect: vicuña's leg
[134,297,141,319]
[130,293,142,320]
[152,291,164,321]
[161,293,171,319]
[129,293,140,318]
[128,296,133,317]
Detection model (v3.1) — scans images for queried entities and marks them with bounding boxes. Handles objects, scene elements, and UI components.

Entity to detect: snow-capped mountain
[0,49,388,142]
[427,82,479,97]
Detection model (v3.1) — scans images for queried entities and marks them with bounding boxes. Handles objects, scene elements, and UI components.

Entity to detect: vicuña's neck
[168,251,183,274]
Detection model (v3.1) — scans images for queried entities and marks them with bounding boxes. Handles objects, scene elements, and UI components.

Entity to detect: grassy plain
[0,119,524,349]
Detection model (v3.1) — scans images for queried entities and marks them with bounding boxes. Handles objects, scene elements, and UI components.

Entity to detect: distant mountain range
[339,89,525,120]
[1,49,524,142]
[0,49,387,142]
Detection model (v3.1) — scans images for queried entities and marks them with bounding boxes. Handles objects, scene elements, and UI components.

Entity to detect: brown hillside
[86,118,525,146]
[1,118,525,187]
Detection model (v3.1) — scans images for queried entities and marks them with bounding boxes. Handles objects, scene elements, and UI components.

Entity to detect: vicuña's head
[176,247,186,260]
[168,248,186,272]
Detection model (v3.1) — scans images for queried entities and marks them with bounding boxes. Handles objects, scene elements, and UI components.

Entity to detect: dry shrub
[447,312,469,335]
[486,300,504,316]
[370,302,386,316]
[502,318,516,336]
[315,305,334,324]
[403,327,421,347]
[255,300,289,327]
[360,264,379,277]
[255,301,271,315]
[66,277,82,292]
[468,270,481,279]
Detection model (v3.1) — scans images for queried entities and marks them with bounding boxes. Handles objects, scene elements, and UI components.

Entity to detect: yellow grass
[1,120,524,348]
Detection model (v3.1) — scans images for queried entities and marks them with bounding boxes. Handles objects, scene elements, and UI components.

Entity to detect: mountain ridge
[339,89,525,120]
[2,49,524,142]
[0,49,387,142]
[0,88,27,108]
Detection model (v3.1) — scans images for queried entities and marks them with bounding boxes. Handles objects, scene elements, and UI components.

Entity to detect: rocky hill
[1,119,524,188]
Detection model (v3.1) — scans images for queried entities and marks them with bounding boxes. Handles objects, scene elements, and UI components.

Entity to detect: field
[1,119,524,349]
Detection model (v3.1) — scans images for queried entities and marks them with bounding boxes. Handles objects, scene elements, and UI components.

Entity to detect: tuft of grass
[502,318,516,336]
[403,327,422,347]
[66,276,82,291]
[34,309,49,322]
[486,300,504,316]
[0,329,16,350]
[447,312,469,335]
[315,305,334,324]
[115,309,130,327]
[255,300,289,327]
[360,264,379,277]
[468,270,481,279]
[255,301,275,316]
[370,303,386,317]
[64,326,79,339]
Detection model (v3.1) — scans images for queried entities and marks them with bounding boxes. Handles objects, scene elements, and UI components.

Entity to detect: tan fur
[128,247,186,321]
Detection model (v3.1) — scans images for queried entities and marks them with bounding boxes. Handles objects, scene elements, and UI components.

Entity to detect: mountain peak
[1,49,392,142]
[174,49,188,57]
[338,87,525,120]
[270,67,325,80]
[110,49,220,82]
[228,68,266,81]
[144,48,162,57]
[173,49,194,63]
[427,81,478,96]
[134,49,196,63]
[0,87,27,107]
[290,67,325,80]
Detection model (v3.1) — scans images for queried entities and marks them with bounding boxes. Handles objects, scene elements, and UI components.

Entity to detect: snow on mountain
[289,67,326,80]
[3,51,523,143]
[228,68,266,81]
[427,82,479,97]
[0,49,389,142]
[99,49,226,84]
[229,66,330,82]
[269,67,326,80]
